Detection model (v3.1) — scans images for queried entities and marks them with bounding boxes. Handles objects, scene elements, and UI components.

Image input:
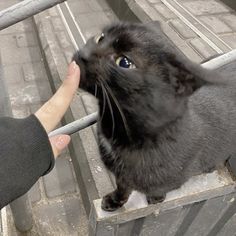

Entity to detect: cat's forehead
[99,23,159,53]
[103,23,151,40]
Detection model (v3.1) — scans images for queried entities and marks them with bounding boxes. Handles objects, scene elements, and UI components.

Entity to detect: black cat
[73,21,236,211]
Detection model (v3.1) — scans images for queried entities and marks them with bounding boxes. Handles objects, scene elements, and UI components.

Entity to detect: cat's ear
[164,54,205,95]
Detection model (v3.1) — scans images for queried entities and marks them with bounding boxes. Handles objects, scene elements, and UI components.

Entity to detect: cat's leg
[146,192,166,205]
[101,180,131,211]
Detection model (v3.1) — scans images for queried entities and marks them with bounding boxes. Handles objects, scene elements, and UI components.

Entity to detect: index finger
[35,62,80,133]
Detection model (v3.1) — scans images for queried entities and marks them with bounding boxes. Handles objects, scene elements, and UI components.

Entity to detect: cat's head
[73,22,206,144]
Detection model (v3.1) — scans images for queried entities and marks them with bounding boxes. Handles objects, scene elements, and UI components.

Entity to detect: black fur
[73,22,235,211]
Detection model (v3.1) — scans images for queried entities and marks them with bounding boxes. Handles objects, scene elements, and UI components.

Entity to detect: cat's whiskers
[94,84,98,98]
[101,80,131,141]
[99,82,107,123]
[102,83,116,139]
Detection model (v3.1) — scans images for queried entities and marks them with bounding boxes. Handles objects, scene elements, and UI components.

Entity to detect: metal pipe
[202,49,236,69]
[0,0,66,30]
[49,112,98,137]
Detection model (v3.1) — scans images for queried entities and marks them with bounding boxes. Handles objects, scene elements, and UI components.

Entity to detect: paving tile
[3,65,24,85]
[22,62,47,82]
[75,11,111,30]
[43,157,77,198]
[182,0,230,16]
[11,105,30,118]
[169,19,197,39]
[199,15,232,34]
[15,32,38,48]
[221,14,236,31]
[55,31,72,49]
[68,0,99,14]
[136,0,162,21]
[33,197,88,236]
[8,80,52,106]
[160,24,203,63]
[68,0,111,15]
[220,34,236,48]
[51,17,65,32]
[189,38,218,59]
[1,46,42,66]
[154,3,177,20]
[0,34,17,49]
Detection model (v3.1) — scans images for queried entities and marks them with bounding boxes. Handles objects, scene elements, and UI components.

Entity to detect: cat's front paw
[101,193,126,212]
[146,195,166,205]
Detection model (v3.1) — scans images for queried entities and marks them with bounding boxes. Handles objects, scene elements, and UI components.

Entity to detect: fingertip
[68,61,80,76]
[50,134,71,157]
[55,135,71,150]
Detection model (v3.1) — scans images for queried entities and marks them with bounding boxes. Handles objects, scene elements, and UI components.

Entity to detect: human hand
[35,61,80,157]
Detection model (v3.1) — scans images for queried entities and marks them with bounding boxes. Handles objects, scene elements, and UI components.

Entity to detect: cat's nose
[79,54,88,64]
[73,52,88,65]
[78,47,91,61]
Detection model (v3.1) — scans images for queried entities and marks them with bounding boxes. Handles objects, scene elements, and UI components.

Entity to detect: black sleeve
[0,115,54,209]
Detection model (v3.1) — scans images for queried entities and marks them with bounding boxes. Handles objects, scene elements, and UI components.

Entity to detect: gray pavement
[121,0,236,62]
[0,0,236,235]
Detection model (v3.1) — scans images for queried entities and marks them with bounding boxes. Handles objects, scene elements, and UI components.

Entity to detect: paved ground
[0,0,236,235]
[112,0,236,63]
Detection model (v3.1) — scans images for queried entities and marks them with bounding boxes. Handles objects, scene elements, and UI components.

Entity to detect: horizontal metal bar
[0,0,66,30]
[49,112,98,137]
[202,49,236,70]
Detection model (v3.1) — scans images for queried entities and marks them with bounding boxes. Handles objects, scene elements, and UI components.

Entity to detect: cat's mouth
[73,52,89,90]
[73,52,99,96]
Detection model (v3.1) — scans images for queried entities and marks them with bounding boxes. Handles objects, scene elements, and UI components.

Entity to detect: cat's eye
[95,33,105,44]
[115,56,136,69]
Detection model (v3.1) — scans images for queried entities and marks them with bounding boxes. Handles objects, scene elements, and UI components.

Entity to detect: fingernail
[72,61,79,71]
[68,61,79,75]
[55,135,71,150]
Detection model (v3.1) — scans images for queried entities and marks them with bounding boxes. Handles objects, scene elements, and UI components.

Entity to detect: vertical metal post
[10,194,33,232]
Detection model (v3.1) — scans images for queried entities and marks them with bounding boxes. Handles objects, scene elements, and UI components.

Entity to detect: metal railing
[0,0,66,31]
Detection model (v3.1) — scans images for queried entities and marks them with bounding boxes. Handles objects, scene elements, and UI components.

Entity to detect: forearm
[0,115,54,209]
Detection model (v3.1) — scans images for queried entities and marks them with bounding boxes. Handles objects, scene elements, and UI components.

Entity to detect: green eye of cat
[95,33,105,44]
[115,56,136,69]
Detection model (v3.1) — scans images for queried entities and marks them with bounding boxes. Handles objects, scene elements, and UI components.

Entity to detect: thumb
[49,135,71,158]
